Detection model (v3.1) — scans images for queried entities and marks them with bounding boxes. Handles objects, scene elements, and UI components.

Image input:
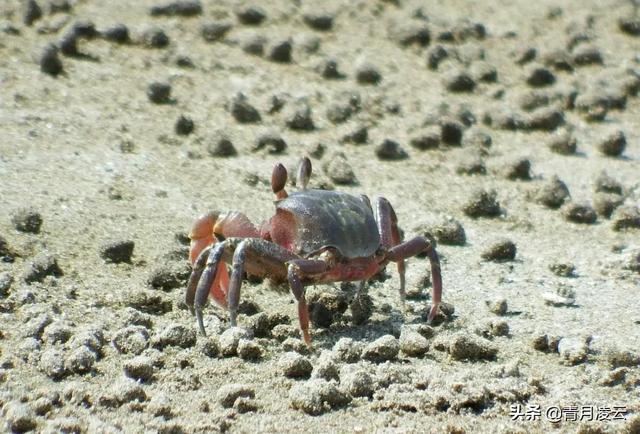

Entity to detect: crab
[186,157,442,344]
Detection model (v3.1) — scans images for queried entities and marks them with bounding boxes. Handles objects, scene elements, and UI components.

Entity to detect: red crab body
[186,157,443,344]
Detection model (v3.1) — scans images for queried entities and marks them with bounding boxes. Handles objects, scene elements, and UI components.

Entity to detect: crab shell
[266,189,381,259]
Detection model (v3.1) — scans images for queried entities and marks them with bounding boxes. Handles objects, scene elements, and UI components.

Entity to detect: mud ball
[59,31,78,56]
[289,379,350,415]
[449,334,497,361]
[619,17,640,36]
[341,125,368,144]
[427,45,449,70]
[235,5,266,25]
[598,130,626,157]
[443,70,476,93]
[147,82,171,104]
[409,128,440,150]
[279,352,313,378]
[253,131,286,154]
[285,103,315,131]
[562,202,597,224]
[303,11,334,31]
[174,114,194,136]
[308,290,348,328]
[100,240,134,263]
[399,326,429,357]
[150,0,202,16]
[388,21,431,47]
[40,43,63,76]
[318,58,344,80]
[217,384,255,408]
[201,21,232,42]
[208,135,237,157]
[148,262,190,290]
[0,272,12,296]
[230,93,261,123]
[362,335,399,363]
[463,189,501,218]
[141,26,169,48]
[268,40,292,63]
[324,155,357,185]
[504,157,532,180]
[152,324,196,349]
[40,348,67,379]
[440,118,464,145]
[11,208,43,233]
[549,262,575,277]
[526,65,556,87]
[524,107,565,131]
[349,290,373,325]
[341,369,374,398]
[24,252,63,283]
[481,239,516,262]
[593,193,624,219]
[71,20,97,39]
[594,171,623,195]
[612,206,640,231]
[375,139,408,160]
[470,61,498,83]
[65,346,96,375]
[558,337,589,365]
[536,175,570,209]
[486,297,508,315]
[355,63,382,85]
[456,155,486,175]
[572,44,603,65]
[547,130,576,155]
[23,0,42,26]
[514,46,536,64]
[333,338,363,363]
[4,402,37,432]
[431,219,466,246]
[102,24,129,43]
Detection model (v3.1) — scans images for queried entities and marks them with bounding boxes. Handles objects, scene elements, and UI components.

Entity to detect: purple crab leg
[375,197,407,298]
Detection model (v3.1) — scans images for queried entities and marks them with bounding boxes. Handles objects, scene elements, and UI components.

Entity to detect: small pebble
[319,58,344,79]
[547,130,577,155]
[241,33,266,56]
[201,21,232,42]
[324,154,357,185]
[303,12,334,31]
[279,352,313,378]
[449,334,497,361]
[4,402,37,432]
[572,44,603,65]
[443,70,476,93]
[536,175,570,209]
[147,82,171,104]
[557,336,588,365]
[362,335,399,363]
[481,239,516,262]
[612,206,640,231]
[24,252,63,283]
[504,157,532,180]
[153,323,196,349]
[333,338,363,363]
[289,379,350,415]
[399,326,429,357]
[235,5,266,25]
[71,20,97,39]
[340,369,374,398]
[427,45,449,70]
[526,65,556,87]
[355,63,382,85]
[524,107,564,131]
[102,23,129,43]
[429,219,466,246]
[562,202,597,224]
[268,40,292,63]
[141,26,169,48]
[58,31,78,56]
[462,189,501,218]
[207,135,237,158]
[598,130,626,157]
[594,171,623,195]
[531,333,560,352]
[388,21,430,47]
[541,289,575,307]
[123,355,154,382]
[341,125,368,144]
[11,208,43,233]
[112,326,150,355]
[231,93,261,123]
[100,240,134,263]
[375,139,408,161]
[487,319,509,337]
[486,297,508,315]
[150,0,202,17]
[619,17,640,36]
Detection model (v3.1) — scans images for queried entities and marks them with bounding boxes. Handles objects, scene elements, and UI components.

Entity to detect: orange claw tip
[189,211,218,239]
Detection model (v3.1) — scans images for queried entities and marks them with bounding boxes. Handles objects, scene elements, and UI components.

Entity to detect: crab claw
[189,211,260,264]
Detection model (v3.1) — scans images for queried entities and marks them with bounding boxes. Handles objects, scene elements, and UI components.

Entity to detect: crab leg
[194,241,230,335]
[287,259,329,345]
[387,236,442,323]
[375,197,407,298]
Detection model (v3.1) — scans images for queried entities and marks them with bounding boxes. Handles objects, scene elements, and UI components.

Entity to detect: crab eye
[214,232,226,241]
